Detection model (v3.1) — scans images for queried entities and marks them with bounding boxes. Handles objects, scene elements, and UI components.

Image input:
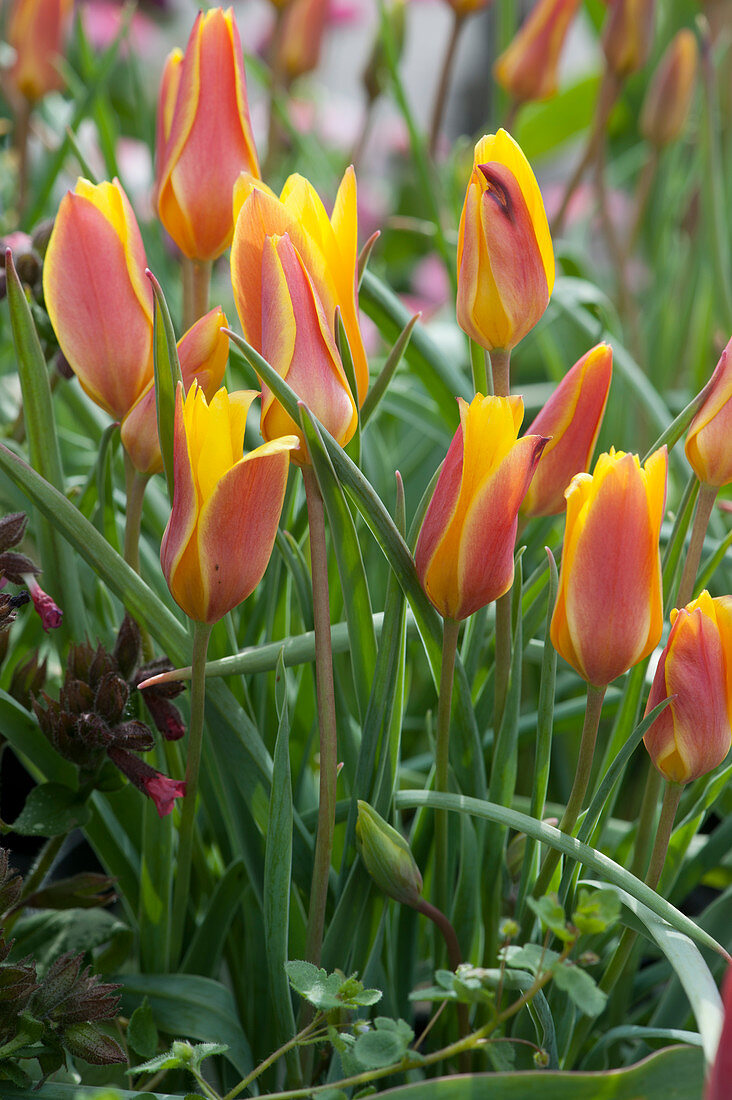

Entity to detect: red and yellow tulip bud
[415,395,548,621]
[640,29,698,148]
[602,0,656,78]
[161,382,298,624]
[685,336,732,488]
[154,7,260,262]
[43,178,153,421]
[7,0,73,101]
[444,0,492,17]
[521,343,613,518]
[259,234,357,463]
[456,130,554,352]
[494,0,581,104]
[550,446,667,687]
[120,307,230,476]
[276,0,329,83]
[643,591,732,784]
[231,166,368,405]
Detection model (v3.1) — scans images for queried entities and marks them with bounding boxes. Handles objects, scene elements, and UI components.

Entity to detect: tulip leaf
[334,307,361,466]
[138,785,173,973]
[147,270,182,501]
[5,251,87,638]
[393,790,730,960]
[299,405,377,722]
[360,311,420,428]
[180,858,246,976]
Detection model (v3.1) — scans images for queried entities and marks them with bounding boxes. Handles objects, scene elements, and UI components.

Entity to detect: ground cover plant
[0,0,731,1096]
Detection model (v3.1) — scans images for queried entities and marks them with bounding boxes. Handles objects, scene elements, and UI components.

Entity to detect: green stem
[489,347,511,398]
[629,764,662,879]
[700,24,732,329]
[122,451,149,575]
[434,616,461,921]
[469,340,488,396]
[222,1019,322,1100]
[428,12,464,158]
[302,467,338,970]
[626,148,658,254]
[181,258,212,330]
[533,684,606,898]
[490,346,512,733]
[676,482,717,607]
[416,897,470,1066]
[169,620,213,967]
[13,97,31,221]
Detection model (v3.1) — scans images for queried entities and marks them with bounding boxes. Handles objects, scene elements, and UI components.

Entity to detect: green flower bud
[356,800,423,908]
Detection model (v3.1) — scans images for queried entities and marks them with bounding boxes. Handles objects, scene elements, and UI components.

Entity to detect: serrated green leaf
[552,961,606,1018]
[353,1018,412,1070]
[127,997,157,1060]
[527,896,574,942]
[12,782,91,837]
[502,944,561,976]
[572,888,621,936]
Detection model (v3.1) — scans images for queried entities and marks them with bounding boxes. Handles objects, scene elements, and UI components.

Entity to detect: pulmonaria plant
[32,615,186,816]
[0,510,62,633]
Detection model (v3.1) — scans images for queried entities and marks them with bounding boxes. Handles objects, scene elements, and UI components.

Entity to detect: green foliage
[285,961,382,1012]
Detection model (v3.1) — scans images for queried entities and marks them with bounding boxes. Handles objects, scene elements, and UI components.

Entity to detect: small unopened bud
[640,29,698,148]
[94,672,129,724]
[602,0,656,78]
[0,512,28,552]
[113,613,142,680]
[533,1048,550,1068]
[31,217,54,258]
[499,918,519,939]
[9,648,47,708]
[63,1022,126,1065]
[356,800,423,907]
[578,951,600,966]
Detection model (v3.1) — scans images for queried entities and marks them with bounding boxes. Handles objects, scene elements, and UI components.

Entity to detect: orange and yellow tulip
[276,0,329,82]
[521,343,612,518]
[120,307,230,476]
[602,0,656,78]
[161,383,298,624]
[43,178,153,421]
[551,446,667,686]
[7,0,72,101]
[685,337,732,488]
[640,28,698,148]
[154,8,260,262]
[259,234,357,461]
[231,167,368,406]
[494,0,581,104]
[456,130,554,352]
[644,591,732,784]
[415,395,547,621]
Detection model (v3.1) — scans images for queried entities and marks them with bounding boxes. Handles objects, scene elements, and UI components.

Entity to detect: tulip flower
[602,0,656,78]
[154,7,260,262]
[494,0,581,104]
[443,0,491,16]
[276,0,329,83]
[685,337,732,488]
[644,592,732,784]
[43,178,153,421]
[120,306,230,476]
[231,166,368,405]
[161,382,298,624]
[550,447,667,687]
[414,394,547,621]
[7,0,73,101]
[456,129,554,353]
[640,29,698,148]
[259,234,357,461]
[521,343,613,518]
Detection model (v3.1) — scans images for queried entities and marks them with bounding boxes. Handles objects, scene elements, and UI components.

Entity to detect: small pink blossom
[25,575,63,631]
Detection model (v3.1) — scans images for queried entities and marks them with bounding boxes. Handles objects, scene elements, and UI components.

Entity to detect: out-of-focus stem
[14,98,31,220]
[627,148,659,254]
[434,616,460,921]
[676,482,717,607]
[170,620,213,967]
[182,258,212,330]
[123,451,149,575]
[533,684,606,898]
[302,467,338,970]
[428,12,464,158]
[491,346,512,732]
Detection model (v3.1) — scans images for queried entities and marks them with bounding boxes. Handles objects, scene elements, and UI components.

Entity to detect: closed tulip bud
[154,8,261,262]
[602,0,656,78]
[43,178,153,421]
[415,395,548,621]
[444,0,492,17]
[7,0,73,101]
[494,0,581,104]
[356,800,423,908]
[457,130,554,352]
[521,343,613,518]
[277,0,329,82]
[640,29,698,147]
[120,306,230,475]
[685,336,732,487]
[644,592,732,784]
[551,447,667,687]
[161,382,298,624]
[232,166,368,406]
[259,234,357,461]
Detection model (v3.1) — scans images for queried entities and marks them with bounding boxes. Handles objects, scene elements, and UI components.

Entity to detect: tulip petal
[686,337,732,487]
[231,187,292,349]
[161,384,199,607]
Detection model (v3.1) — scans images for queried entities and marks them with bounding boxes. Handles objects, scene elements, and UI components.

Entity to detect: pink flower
[107,746,186,817]
[24,575,63,631]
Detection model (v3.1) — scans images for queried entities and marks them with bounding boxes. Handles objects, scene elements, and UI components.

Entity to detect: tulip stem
[629,763,663,879]
[302,468,338,971]
[490,346,512,734]
[565,780,682,1068]
[428,12,464,159]
[533,684,606,899]
[489,348,511,398]
[415,896,471,1067]
[123,452,149,576]
[434,616,461,923]
[182,258,211,330]
[170,619,213,968]
[469,340,488,396]
[676,482,717,607]
[13,98,31,219]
